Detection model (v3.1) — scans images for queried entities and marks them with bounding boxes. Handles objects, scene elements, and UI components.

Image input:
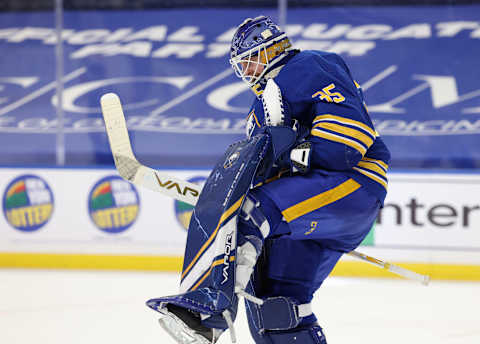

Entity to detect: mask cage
[230,34,291,87]
[230,45,269,87]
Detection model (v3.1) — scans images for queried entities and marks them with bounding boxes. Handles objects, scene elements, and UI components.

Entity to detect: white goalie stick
[100,93,201,206]
[100,92,430,286]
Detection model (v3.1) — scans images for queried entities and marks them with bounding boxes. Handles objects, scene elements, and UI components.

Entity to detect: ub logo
[224,151,240,169]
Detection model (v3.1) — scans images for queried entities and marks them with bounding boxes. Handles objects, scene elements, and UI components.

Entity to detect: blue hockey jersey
[246,50,391,205]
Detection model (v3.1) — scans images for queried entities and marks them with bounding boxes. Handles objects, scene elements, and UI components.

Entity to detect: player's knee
[245,296,327,343]
[239,193,271,240]
[239,191,285,240]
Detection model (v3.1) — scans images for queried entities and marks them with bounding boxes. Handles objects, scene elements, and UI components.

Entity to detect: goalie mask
[229,16,292,87]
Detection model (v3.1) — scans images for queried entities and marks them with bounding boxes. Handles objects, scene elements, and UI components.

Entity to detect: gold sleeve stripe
[313,122,374,148]
[357,161,387,178]
[353,167,388,189]
[181,195,245,281]
[282,178,361,223]
[362,157,388,171]
[190,256,235,291]
[313,114,376,138]
[246,110,261,128]
[253,169,290,188]
[311,128,367,155]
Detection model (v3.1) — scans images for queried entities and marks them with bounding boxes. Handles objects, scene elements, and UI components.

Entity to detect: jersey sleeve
[309,109,377,170]
[302,53,377,171]
[260,50,379,171]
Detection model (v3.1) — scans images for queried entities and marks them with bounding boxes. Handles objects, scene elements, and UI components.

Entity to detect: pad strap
[257,296,313,330]
[297,303,313,318]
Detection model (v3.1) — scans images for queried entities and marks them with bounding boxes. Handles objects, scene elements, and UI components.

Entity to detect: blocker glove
[260,125,313,175]
[286,141,312,174]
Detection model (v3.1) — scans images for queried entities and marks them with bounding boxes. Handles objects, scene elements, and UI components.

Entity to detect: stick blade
[100,92,121,108]
[100,92,140,183]
[100,92,135,158]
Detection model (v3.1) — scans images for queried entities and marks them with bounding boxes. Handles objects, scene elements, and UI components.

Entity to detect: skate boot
[147,288,238,344]
[156,304,223,344]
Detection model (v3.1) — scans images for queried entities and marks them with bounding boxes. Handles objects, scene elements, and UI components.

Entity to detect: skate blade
[158,313,211,344]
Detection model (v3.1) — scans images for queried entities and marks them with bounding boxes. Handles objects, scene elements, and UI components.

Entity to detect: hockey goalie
[146,15,390,344]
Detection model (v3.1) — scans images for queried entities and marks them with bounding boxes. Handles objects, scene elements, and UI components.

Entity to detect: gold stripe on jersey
[313,114,376,138]
[356,161,388,179]
[313,121,374,148]
[362,157,388,171]
[281,178,361,222]
[311,128,367,155]
[353,167,388,190]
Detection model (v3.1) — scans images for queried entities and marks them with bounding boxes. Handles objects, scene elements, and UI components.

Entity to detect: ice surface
[0,269,478,344]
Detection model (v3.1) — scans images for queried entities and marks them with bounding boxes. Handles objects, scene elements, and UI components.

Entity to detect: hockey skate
[147,288,238,344]
[156,303,223,344]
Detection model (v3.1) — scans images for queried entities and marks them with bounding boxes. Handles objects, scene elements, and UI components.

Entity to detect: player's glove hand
[261,125,313,175]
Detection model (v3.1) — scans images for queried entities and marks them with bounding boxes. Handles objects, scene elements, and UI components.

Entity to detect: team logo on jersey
[2,174,54,232]
[174,176,206,231]
[88,175,140,234]
[224,151,240,169]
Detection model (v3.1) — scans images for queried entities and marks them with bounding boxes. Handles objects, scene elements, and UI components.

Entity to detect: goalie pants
[241,169,381,342]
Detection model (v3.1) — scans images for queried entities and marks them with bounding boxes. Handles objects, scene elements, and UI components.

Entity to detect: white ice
[0,269,478,344]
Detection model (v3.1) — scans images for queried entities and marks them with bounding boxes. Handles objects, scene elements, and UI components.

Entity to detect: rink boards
[0,167,479,281]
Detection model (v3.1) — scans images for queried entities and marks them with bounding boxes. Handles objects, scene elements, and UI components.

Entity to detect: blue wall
[0,6,479,168]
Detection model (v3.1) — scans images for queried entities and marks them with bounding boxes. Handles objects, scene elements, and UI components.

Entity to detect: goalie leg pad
[236,191,286,295]
[247,296,314,332]
[147,134,272,343]
[246,299,327,344]
[239,193,272,239]
[239,190,288,240]
[262,324,327,344]
[235,194,272,301]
